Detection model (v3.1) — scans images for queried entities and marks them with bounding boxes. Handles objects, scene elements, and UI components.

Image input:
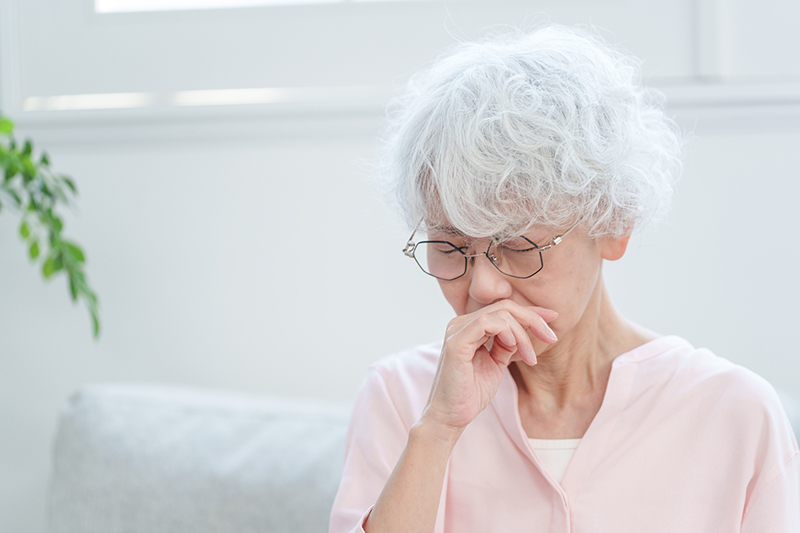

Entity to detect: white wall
[2,0,800,531]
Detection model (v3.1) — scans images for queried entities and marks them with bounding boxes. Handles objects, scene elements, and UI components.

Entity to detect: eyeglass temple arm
[537,220,580,252]
[404,219,581,255]
[402,221,423,257]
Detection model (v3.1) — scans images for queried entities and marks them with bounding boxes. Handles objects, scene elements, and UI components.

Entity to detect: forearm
[364,417,463,533]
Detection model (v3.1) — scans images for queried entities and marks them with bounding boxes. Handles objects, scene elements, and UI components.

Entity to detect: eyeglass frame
[402,220,581,281]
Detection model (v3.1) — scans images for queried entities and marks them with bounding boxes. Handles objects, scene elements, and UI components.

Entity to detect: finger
[503,313,536,365]
[487,339,516,367]
[464,312,532,367]
[485,319,519,367]
[529,306,558,322]
[491,316,518,352]
[484,301,558,323]
[500,306,558,344]
[452,313,518,362]
[447,302,557,355]
[483,309,535,365]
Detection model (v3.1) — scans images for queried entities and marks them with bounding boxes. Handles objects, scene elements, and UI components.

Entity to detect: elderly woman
[329,25,799,532]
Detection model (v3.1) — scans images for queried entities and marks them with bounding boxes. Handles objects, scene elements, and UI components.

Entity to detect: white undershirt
[527,438,582,484]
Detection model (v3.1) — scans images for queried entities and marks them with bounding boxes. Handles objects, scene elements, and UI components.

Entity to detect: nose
[467,252,513,305]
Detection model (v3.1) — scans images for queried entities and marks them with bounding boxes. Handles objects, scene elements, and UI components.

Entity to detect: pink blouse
[329,336,800,532]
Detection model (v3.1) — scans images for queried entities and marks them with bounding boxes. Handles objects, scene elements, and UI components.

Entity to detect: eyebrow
[426,225,544,242]
[428,227,469,238]
[437,227,463,235]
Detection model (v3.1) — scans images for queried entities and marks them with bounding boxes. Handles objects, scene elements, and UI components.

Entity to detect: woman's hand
[421,301,558,433]
[364,303,557,533]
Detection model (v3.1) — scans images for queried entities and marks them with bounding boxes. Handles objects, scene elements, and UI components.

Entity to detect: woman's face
[428,223,628,360]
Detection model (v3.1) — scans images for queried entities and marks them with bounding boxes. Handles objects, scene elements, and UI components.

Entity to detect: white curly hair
[377,24,683,240]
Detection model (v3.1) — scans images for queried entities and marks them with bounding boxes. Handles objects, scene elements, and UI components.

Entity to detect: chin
[532,340,554,358]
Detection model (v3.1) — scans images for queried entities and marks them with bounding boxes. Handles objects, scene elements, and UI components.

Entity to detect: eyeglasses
[402,221,580,281]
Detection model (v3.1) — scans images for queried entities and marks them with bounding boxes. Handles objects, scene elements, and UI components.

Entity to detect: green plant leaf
[62,176,77,194]
[39,181,54,199]
[42,256,54,277]
[72,270,86,286]
[91,312,100,339]
[43,253,63,278]
[43,211,63,234]
[5,188,22,207]
[5,164,18,182]
[62,241,85,263]
[69,275,78,300]
[21,159,36,181]
[0,117,13,135]
[3,115,101,339]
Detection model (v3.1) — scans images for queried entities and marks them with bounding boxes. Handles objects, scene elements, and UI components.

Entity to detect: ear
[600,233,631,261]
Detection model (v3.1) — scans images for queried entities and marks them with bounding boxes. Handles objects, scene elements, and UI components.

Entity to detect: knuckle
[444,320,468,343]
[473,314,492,328]
[445,317,465,333]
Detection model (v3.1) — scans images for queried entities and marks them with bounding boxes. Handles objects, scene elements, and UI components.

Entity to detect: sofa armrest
[48,384,350,533]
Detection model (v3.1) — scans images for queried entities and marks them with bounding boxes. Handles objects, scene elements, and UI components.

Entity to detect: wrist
[412,413,466,452]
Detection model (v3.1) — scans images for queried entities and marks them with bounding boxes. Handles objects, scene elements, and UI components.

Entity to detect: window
[95,0,420,13]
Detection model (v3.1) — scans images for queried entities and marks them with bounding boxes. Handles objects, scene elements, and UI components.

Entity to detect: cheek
[529,253,601,318]
[437,279,470,315]
[551,262,602,321]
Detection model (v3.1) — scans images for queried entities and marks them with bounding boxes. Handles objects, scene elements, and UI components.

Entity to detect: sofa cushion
[48,384,351,533]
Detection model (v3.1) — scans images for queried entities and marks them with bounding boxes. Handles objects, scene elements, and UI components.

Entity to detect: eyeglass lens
[413,237,543,280]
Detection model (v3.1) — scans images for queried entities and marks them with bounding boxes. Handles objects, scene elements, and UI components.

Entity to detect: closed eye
[498,237,538,253]
[428,242,467,255]
[500,244,537,253]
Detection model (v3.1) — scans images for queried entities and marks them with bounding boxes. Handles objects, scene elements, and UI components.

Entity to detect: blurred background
[1,0,799,530]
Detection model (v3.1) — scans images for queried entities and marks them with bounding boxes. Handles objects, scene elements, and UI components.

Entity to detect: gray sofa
[48,384,351,533]
[47,383,800,533]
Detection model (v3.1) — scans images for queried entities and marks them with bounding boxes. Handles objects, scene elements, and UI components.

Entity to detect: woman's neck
[510,276,658,438]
